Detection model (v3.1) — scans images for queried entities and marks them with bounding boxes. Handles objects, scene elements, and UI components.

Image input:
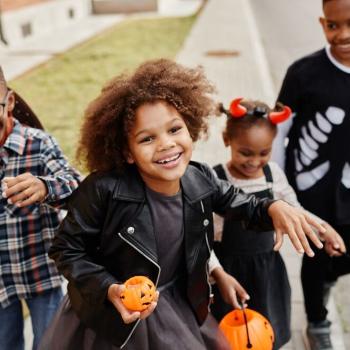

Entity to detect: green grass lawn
[9,14,197,168]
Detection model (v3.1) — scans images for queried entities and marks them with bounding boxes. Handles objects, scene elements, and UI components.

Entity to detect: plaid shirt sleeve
[38,134,82,208]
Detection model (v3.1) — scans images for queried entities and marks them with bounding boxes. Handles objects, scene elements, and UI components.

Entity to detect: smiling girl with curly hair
[40,59,325,350]
[77,58,216,173]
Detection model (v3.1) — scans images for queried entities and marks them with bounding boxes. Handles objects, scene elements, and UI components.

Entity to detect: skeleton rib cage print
[294,106,348,191]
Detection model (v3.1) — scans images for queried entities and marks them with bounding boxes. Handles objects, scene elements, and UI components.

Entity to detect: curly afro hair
[77,59,217,173]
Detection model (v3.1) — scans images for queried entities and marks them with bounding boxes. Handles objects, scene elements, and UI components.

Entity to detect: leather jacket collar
[113,162,216,204]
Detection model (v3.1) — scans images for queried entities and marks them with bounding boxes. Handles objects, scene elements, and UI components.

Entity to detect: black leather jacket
[49,161,274,348]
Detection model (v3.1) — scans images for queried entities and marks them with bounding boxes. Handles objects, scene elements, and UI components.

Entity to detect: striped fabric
[0,119,81,308]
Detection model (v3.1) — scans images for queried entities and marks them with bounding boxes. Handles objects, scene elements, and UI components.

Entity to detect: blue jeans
[0,288,63,350]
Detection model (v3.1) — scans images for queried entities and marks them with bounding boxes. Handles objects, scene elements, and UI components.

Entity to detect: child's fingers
[304,215,326,235]
[153,291,160,303]
[299,216,323,250]
[237,298,248,309]
[5,188,34,205]
[112,287,141,324]
[284,225,308,255]
[325,235,340,250]
[113,287,158,322]
[295,220,319,257]
[230,291,241,310]
[2,175,46,206]
[273,230,284,251]
[139,301,158,320]
[303,231,322,253]
[2,176,16,186]
[139,291,159,319]
[234,282,250,303]
[334,234,346,253]
[3,173,32,189]
[121,310,141,324]
[324,242,342,257]
[2,179,30,199]
[299,219,321,251]
[15,194,39,207]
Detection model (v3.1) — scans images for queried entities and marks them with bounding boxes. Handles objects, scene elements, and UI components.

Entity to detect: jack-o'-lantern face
[120,276,156,311]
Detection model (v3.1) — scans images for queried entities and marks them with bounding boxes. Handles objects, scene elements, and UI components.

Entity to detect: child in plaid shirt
[0,67,81,350]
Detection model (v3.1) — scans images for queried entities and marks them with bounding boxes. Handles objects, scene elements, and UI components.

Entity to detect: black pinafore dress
[211,164,291,350]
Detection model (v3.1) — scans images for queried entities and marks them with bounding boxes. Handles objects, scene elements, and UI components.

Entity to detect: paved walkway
[1,0,346,349]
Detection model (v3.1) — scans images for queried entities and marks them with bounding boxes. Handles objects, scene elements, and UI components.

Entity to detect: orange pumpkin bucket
[219,308,274,350]
[120,276,156,312]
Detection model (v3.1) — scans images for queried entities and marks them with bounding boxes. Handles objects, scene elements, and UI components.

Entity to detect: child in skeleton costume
[273,1,350,349]
[210,99,346,350]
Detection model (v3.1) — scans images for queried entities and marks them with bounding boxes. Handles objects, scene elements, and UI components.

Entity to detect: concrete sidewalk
[2,0,346,349]
[177,0,346,349]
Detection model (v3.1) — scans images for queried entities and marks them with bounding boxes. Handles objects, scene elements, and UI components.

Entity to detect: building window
[68,8,75,19]
[21,22,32,38]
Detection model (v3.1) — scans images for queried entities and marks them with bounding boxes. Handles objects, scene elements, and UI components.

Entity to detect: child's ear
[124,150,135,164]
[222,131,230,147]
[7,91,15,114]
[319,17,326,32]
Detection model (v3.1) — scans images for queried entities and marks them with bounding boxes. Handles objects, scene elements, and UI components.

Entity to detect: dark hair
[12,91,44,130]
[322,0,333,6]
[77,59,217,173]
[0,67,44,130]
[223,100,279,139]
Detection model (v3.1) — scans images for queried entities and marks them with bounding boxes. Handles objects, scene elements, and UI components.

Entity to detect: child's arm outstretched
[319,222,346,256]
[266,200,324,255]
[270,162,346,257]
[204,163,325,257]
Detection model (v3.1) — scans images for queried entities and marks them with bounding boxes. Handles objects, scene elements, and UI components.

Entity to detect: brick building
[1,0,51,12]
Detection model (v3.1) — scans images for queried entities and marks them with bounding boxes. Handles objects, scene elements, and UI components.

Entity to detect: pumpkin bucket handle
[239,300,253,348]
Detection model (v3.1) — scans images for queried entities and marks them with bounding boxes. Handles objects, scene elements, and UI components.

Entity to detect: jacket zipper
[204,232,213,312]
[118,232,161,349]
[200,200,213,312]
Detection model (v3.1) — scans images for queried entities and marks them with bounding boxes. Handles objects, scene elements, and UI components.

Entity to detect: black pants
[301,225,350,323]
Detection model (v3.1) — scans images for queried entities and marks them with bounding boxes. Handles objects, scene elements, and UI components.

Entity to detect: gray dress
[39,187,230,350]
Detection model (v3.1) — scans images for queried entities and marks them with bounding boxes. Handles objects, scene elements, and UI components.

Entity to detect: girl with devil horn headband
[210,98,345,349]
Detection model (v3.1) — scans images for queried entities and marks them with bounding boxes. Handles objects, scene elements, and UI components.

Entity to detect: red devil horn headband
[227,97,291,124]
[268,105,292,124]
[229,98,247,117]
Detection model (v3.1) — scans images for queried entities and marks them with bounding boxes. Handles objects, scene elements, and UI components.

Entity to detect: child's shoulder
[76,169,127,201]
[184,161,219,189]
[188,160,217,178]
[10,121,54,152]
[19,122,53,143]
[268,161,288,181]
[288,49,327,75]
[212,163,226,179]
